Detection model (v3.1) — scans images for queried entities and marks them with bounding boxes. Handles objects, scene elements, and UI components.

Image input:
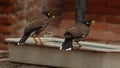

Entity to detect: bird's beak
[91,20,96,24]
[52,16,56,19]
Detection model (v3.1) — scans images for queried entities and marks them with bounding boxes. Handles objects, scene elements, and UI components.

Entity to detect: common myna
[17,10,55,45]
[60,20,95,51]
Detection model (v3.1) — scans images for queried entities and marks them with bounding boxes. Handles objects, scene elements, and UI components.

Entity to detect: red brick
[63,0,75,11]
[57,20,75,37]
[0,25,14,34]
[58,19,75,28]
[0,15,16,25]
[86,14,105,22]
[46,26,64,38]
[63,4,75,11]
[0,35,4,42]
[0,6,16,14]
[106,0,120,8]
[47,0,64,6]
[62,12,75,20]
[87,0,120,15]
[91,23,110,31]
[0,0,16,4]
[87,0,106,6]
[0,0,17,14]
[65,0,75,4]
[45,0,63,15]
[106,7,120,15]
[109,24,120,34]
[108,33,120,42]
[0,45,8,50]
[91,23,120,35]
[87,30,120,43]
[87,6,106,14]
[87,30,109,42]
[106,15,120,24]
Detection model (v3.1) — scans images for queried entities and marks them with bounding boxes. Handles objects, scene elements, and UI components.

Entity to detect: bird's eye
[48,13,51,16]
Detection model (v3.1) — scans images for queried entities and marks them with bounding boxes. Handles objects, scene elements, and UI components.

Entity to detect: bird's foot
[76,42,82,49]
[40,41,45,45]
[38,38,45,45]
[79,44,82,48]
[79,45,82,49]
[32,34,39,45]
[34,41,39,45]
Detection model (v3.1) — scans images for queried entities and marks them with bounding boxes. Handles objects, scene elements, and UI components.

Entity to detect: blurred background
[0,0,120,50]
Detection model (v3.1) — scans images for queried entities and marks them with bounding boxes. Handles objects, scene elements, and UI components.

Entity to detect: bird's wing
[64,26,81,38]
[65,23,89,38]
[25,16,49,32]
[76,23,89,37]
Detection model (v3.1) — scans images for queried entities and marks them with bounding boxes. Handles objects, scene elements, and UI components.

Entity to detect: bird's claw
[40,41,45,45]
[34,41,39,45]
[38,38,45,45]
[76,42,82,49]
[79,45,82,49]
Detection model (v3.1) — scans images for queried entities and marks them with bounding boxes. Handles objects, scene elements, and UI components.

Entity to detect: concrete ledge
[5,37,120,68]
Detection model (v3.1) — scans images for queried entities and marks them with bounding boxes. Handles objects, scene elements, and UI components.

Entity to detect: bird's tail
[17,34,30,45]
[60,38,73,51]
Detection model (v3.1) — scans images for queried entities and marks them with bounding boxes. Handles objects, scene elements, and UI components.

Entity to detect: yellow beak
[92,20,96,24]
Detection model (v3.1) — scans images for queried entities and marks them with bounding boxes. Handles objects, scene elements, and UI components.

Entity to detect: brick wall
[86,0,120,45]
[0,0,63,50]
[0,0,120,50]
[0,0,17,50]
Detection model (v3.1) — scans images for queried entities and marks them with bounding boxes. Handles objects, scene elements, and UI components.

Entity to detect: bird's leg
[32,34,38,45]
[38,35,45,45]
[76,41,82,48]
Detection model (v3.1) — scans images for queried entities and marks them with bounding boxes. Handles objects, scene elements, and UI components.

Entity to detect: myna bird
[60,20,95,51]
[17,10,55,45]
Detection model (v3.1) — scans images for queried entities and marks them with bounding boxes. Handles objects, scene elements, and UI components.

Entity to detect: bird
[60,20,95,51]
[17,10,56,45]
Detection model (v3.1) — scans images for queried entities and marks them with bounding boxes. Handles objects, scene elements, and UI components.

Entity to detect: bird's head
[83,20,95,27]
[42,10,56,19]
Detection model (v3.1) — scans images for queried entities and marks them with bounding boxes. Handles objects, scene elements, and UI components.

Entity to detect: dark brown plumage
[17,10,55,45]
[60,20,95,51]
